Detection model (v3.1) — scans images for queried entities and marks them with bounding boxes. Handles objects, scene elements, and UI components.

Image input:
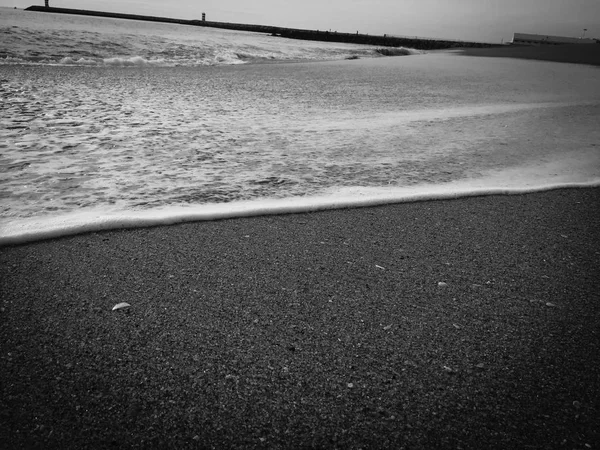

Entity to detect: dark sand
[1,188,599,449]
[456,43,600,66]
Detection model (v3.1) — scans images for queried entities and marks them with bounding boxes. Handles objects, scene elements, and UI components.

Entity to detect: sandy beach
[2,5,600,449]
[1,187,599,449]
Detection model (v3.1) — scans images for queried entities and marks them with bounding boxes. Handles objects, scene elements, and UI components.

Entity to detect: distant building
[512,32,596,45]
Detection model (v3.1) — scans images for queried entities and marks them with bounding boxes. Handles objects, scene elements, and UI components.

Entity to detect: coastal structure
[25,5,497,50]
[512,32,596,45]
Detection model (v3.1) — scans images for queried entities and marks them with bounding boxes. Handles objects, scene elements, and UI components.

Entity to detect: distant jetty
[25,5,497,50]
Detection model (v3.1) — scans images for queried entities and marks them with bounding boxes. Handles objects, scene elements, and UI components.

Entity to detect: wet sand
[1,187,599,449]
[455,42,600,66]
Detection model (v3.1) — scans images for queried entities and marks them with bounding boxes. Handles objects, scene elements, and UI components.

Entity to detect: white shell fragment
[112,302,131,311]
[443,365,456,374]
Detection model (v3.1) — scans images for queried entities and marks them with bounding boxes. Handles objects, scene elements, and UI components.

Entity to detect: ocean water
[1,8,600,245]
[0,7,396,66]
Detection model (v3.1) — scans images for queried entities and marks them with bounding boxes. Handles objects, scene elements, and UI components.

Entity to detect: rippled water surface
[2,56,599,219]
[1,8,600,242]
[0,7,389,66]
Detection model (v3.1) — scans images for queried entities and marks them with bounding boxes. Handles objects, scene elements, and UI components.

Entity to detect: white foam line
[1,181,599,247]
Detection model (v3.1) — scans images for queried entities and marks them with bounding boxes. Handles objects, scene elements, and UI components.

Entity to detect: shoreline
[1,187,599,448]
[2,181,600,248]
[454,43,600,66]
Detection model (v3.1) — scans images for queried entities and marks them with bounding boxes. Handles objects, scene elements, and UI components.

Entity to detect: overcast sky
[2,0,599,43]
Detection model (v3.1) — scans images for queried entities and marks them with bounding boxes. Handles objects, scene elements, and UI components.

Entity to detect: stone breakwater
[25,6,498,50]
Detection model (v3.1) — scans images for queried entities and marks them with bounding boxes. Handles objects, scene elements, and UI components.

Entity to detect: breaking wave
[375,47,421,56]
[0,8,418,67]
[57,56,160,66]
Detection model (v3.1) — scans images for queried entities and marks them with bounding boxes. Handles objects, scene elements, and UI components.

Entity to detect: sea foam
[1,180,599,247]
[2,8,600,247]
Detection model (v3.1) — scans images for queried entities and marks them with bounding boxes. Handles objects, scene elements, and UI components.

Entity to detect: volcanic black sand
[1,188,599,449]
